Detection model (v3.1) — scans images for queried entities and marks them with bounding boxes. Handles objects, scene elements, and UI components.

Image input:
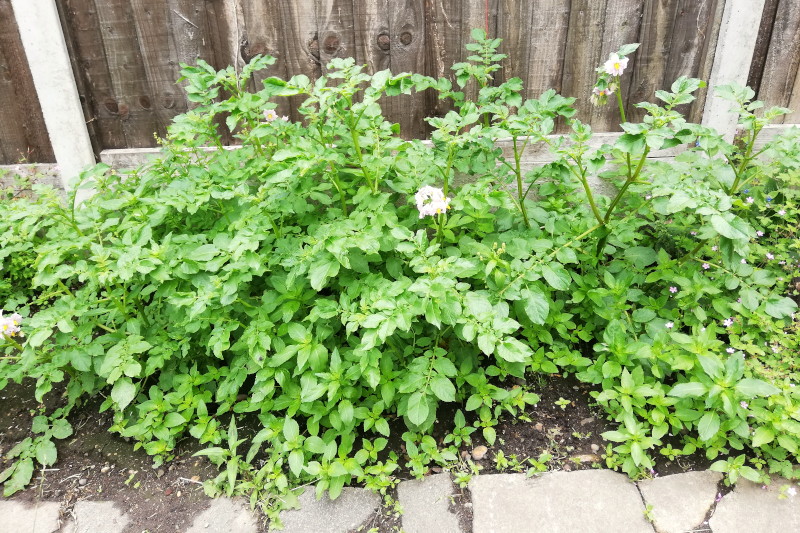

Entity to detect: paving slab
[276,487,380,533]
[0,500,60,533]
[710,477,800,533]
[397,473,463,533]
[186,498,259,533]
[469,470,654,533]
[63,501,129,533]
[637,471,722,533]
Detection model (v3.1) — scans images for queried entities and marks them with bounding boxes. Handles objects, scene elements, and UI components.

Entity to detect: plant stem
[603,147,650,223]
[512,137,531,228]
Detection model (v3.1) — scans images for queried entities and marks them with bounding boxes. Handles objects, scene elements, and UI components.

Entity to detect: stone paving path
[2,469,799,532]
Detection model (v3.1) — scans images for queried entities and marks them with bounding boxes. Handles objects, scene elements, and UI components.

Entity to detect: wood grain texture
[275,0,321,121]
[747,0,780,95]
[560,0,610,131]
[747,0,800,115]
[387,0,426,138]
[663,0,720,122]
[58,0,127,151]
[93,0,163,147]
[590,0,644,131]
[0,0,54,163]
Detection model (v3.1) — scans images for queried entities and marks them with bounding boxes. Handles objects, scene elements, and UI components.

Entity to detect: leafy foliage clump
[1,30,799,511]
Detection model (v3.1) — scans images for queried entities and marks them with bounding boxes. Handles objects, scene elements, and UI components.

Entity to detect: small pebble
[471,445,488,460]
[79,478,87,486]
[534,423,544,431]
[165,488,173,495]
[176,490,182,497]
[579,417,595,426]
[590,443,600,453]
[190,475,200,482]
[157,469,165,478]
[100,466,110,474]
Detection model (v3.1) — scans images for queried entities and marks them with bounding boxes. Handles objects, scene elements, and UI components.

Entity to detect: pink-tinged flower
[264,109,279,121]
[0,311,23,339]
[665,322,674,329]
[772,345,780,353]
[741,258,747,264]
[756,230,764,237]
[778,209,786,216]
[645,195,652,200]
[603,53,629,76]
[766,253,775,260]
[415,186,451,219]
[723,317,734,327]
[746,197,754,204]
[592,86,614,96]
[669,286,678,294]
[727,347,735,354]
[740,401,748,409]
[702,263,710,270]
[711,245,718,251]
[788,487,797,497]
[281,115,290,121]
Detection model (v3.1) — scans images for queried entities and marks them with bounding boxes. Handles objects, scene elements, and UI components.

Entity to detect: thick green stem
[513,137,531,228]
[567,158,605,225]
[615,86,627,124]
[730,125,761,194]
[604,147,650,223]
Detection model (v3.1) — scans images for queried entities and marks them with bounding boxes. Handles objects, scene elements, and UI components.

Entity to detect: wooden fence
[1,1,799,167]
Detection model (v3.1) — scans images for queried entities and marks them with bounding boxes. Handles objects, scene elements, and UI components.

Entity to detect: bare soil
[0,374,710,533]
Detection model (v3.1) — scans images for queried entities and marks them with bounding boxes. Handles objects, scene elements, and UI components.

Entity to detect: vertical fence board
[747,0,780,95]
[59,0,127,151]
[316,0,358,71]
[560,0,609,130]
[627,0,678,122]
[0,0,54,163]
[352,0,390,75]
[387,0,426,138]
[590,0,644,131]
[276,0,321,122]
[753,0,800,118]
[663,0,720,122]
[93,0,163,147]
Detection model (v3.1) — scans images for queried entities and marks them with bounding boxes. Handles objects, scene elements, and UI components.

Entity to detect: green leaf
[3,458,33,497]
[339,400,354,424]
[521,287,549,325]
[496,338,532,363]
[288,450,304,477]
[430,375,456,402]
[624,247,657,269]
[541,263,570,291]
[283,418,300,441]
[698,412,720,442]
[35,439,57,467]
[632,308,656,323]
[669,382,708,397]
[51,419,73,440]
[483,426,497,445]
[407,392,430,426]
[164,412,185,428]
[111,378,136,410]
[764,297,797,319]
[710,214,749,240]
[751,427,775,447]
[309,259,340,291]
[734,379,779,398]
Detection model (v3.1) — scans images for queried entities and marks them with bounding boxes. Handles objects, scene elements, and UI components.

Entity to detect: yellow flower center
[614,62,621,70]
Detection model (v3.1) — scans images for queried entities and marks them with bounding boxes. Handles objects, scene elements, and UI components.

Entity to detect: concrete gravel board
[186,498,259,533]
[64,501,130,533]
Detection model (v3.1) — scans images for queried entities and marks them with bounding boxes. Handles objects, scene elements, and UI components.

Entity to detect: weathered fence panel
[51,0,729,150]
[0,0,53,164]
[751,0,800,122]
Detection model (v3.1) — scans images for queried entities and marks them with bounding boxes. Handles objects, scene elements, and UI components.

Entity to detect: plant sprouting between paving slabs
[1,28,800,520]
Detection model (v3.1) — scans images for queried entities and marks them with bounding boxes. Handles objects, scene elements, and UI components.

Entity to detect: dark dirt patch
[0,380,244,533]
[1,374,714,533]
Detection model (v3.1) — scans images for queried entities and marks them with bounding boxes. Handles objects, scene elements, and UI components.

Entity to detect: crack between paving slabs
[683,477,733,533]
[448,479,473,533]
[634,481,658,533]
